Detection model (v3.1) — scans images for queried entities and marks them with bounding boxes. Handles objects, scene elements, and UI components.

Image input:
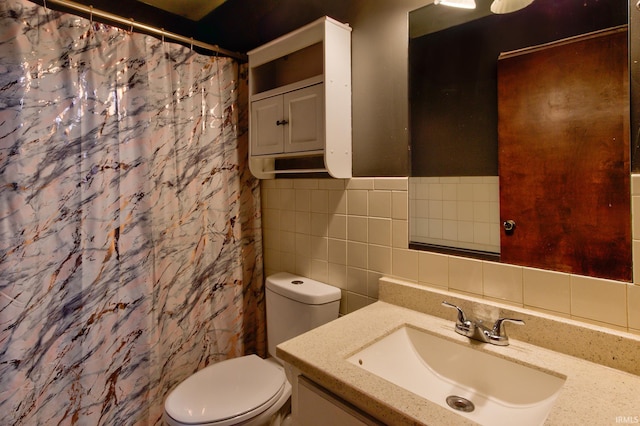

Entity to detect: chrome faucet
[442,301,524,346]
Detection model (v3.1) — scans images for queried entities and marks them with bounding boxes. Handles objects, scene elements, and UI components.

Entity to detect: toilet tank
[266,272,341,360]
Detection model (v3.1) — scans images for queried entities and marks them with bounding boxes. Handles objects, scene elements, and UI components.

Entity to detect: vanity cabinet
[248,16,352,179]
[296,376,382,426]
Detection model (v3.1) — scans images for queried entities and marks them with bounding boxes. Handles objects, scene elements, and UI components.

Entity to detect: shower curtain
[0,0,265,424]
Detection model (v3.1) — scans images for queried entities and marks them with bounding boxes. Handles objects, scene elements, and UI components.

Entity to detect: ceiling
[138,0,227,21]
[195,0,357,52]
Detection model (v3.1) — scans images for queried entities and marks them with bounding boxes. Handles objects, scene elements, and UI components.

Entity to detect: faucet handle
[492,318,525,335]
[442,301,468,324]
[489,318,525,345]
[442,301,473,336]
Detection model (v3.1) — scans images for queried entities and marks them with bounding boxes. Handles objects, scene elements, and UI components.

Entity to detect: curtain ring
[88,5,94,38]
[161,28,165,45]
[190,37,194,51]
[129,18,134,34]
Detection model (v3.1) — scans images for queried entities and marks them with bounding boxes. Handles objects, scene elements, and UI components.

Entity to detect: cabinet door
[284,84,324,153]
[251,95,284,155]
[297,377,382,426]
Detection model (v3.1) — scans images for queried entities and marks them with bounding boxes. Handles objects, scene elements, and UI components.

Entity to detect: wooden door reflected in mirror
[498,27,631,282]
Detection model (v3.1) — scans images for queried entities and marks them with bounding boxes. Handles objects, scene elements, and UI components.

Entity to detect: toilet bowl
[163,272,341,426]
[163,355,291,426]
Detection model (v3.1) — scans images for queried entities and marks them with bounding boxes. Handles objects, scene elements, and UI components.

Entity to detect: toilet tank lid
[266,272,341,305]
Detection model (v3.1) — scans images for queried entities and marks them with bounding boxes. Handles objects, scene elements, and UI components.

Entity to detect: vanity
[277,277,640,425]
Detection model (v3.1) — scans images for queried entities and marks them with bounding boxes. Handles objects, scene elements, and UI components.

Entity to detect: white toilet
[163,272,341,426]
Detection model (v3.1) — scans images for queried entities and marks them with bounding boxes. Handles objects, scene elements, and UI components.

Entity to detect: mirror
[408,0,631,278]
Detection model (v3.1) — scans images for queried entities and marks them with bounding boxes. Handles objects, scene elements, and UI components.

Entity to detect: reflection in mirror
[408,0,629,273]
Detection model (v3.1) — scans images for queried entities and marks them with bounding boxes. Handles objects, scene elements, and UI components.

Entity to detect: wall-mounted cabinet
[248,17,352,179]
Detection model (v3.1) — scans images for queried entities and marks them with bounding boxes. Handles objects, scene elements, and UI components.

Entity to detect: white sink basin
[347,326,566,426]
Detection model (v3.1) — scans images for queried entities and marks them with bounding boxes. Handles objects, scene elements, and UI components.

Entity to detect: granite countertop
[277,300,640,425]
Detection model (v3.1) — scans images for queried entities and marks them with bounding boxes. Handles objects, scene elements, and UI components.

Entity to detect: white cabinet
[296,377,383,426]
[248,17,351,179]
[251,95,283,156]
[251,84,324,155]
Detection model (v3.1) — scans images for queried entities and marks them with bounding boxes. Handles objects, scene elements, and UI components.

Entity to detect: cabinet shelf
[250,149,325,159]
[258,168,328,175]
[248,16,352,179]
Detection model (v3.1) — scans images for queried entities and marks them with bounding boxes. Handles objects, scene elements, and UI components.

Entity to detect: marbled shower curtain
[0,0,265,424]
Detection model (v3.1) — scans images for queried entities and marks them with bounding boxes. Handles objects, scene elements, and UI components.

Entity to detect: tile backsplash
[261,177,640,334]
[409,176,500,253]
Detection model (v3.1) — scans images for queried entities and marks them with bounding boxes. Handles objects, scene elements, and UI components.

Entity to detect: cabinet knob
[276,119,289,126]
[503,219,516,233]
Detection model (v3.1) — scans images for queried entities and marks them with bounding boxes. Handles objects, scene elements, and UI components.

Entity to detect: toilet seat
[164,355,287,426]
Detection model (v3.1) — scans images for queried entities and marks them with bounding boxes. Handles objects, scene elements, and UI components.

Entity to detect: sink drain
[446,395,475,413]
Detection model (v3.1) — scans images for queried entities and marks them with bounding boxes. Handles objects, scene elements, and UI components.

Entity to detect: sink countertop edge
[277,301,640,425]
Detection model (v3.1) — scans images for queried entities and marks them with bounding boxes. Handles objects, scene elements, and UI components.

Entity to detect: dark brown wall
[410,0,627,177]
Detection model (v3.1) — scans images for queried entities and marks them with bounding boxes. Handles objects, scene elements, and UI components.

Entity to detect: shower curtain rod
[40,0,248,62]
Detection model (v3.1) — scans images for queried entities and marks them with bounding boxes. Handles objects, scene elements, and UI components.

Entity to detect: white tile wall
[261,177,640,334]
[409,176,500,253]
